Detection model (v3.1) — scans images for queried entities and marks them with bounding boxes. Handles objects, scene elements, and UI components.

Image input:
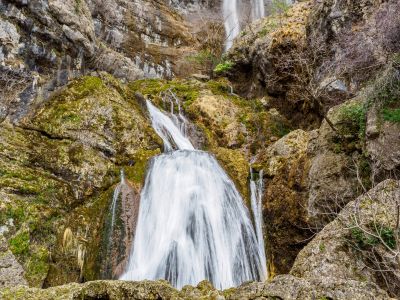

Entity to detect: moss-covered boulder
[0,74,161,287]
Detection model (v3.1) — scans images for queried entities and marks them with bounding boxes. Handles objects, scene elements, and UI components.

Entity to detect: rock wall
[0,0,201,123]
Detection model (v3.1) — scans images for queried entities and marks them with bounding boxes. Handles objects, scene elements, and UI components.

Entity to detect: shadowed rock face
[102,181,140,280]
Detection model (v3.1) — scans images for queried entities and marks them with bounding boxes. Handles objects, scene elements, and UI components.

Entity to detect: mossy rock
[0,74,161,287]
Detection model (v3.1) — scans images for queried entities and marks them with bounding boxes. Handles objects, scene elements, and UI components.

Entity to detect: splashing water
[120,100,266,289]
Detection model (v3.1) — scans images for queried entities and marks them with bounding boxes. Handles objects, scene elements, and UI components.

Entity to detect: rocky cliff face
[0,0,203,124]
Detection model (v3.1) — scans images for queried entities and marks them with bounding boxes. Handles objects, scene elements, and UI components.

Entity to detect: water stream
[223,0,240,50]
[120,100,267,289]
[250,169,267,277]
[251,0,265,21]
[223,0,266,50]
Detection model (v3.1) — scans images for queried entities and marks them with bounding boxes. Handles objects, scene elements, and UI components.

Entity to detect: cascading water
[109,169,125,234]
[251,0,265,21]
[120,99,267,289]
[250,169,267,277]
[223,0,240,50]
[223,0,267,50]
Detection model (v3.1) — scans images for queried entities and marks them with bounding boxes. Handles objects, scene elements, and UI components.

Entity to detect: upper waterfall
[223,0,265,50]
[223,0,240,50]
[251,0,265,20]
[146,100,194,151]
[120,99,267,289]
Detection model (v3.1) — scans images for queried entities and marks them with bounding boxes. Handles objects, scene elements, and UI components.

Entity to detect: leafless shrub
[303,169,400,297]
[0,66,32,118]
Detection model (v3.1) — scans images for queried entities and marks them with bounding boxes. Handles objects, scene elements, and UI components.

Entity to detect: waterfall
[250,169,267,278]
[120,100,267,289]
[251,0,265,20]
[110,169,125,233]
[223,0,240,50]
[223,0,266,50]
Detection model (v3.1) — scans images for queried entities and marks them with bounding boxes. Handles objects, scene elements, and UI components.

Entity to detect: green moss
[338,102,367,139]
[25,247,50,287]
[319,242,326,252]
[72,76,104,96]
[9,230,30,256]
[128,79,200,110]
[124,149,161,185]
[382,108,400,123]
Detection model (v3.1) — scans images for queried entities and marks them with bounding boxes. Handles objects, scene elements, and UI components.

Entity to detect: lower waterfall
[120,100,267,289]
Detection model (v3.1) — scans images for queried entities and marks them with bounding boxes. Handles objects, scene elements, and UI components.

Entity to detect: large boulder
[291,179,400,298]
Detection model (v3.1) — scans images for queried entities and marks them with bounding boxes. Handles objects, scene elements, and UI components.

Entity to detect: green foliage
[382,108,400,123]
[187,50,220,76]
[351,227,379,248]
[214,61,234,74]
[270,0,290,15]
[379,226,396,250]
[271,122,291,138]
[259,20,279,37]
[339,102,367,139]
[351,225,397,250]
[9,231,30,255]
[365,59,400,123]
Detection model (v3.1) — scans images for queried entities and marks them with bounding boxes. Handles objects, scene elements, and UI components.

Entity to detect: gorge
[1,0,400,299]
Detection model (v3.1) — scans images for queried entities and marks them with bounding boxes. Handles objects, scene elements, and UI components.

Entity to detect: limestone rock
[291,179,400,298]
[0,238,28,287]
[366,110,400,179]
[257,98,368,275]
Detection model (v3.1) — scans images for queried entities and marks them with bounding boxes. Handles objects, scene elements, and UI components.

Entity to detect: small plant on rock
[214,61,234,75]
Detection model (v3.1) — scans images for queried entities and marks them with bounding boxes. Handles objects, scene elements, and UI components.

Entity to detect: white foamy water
[120,100,266,289]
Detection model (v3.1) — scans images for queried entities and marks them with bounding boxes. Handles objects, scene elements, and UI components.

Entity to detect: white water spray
[120,100,267,289]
